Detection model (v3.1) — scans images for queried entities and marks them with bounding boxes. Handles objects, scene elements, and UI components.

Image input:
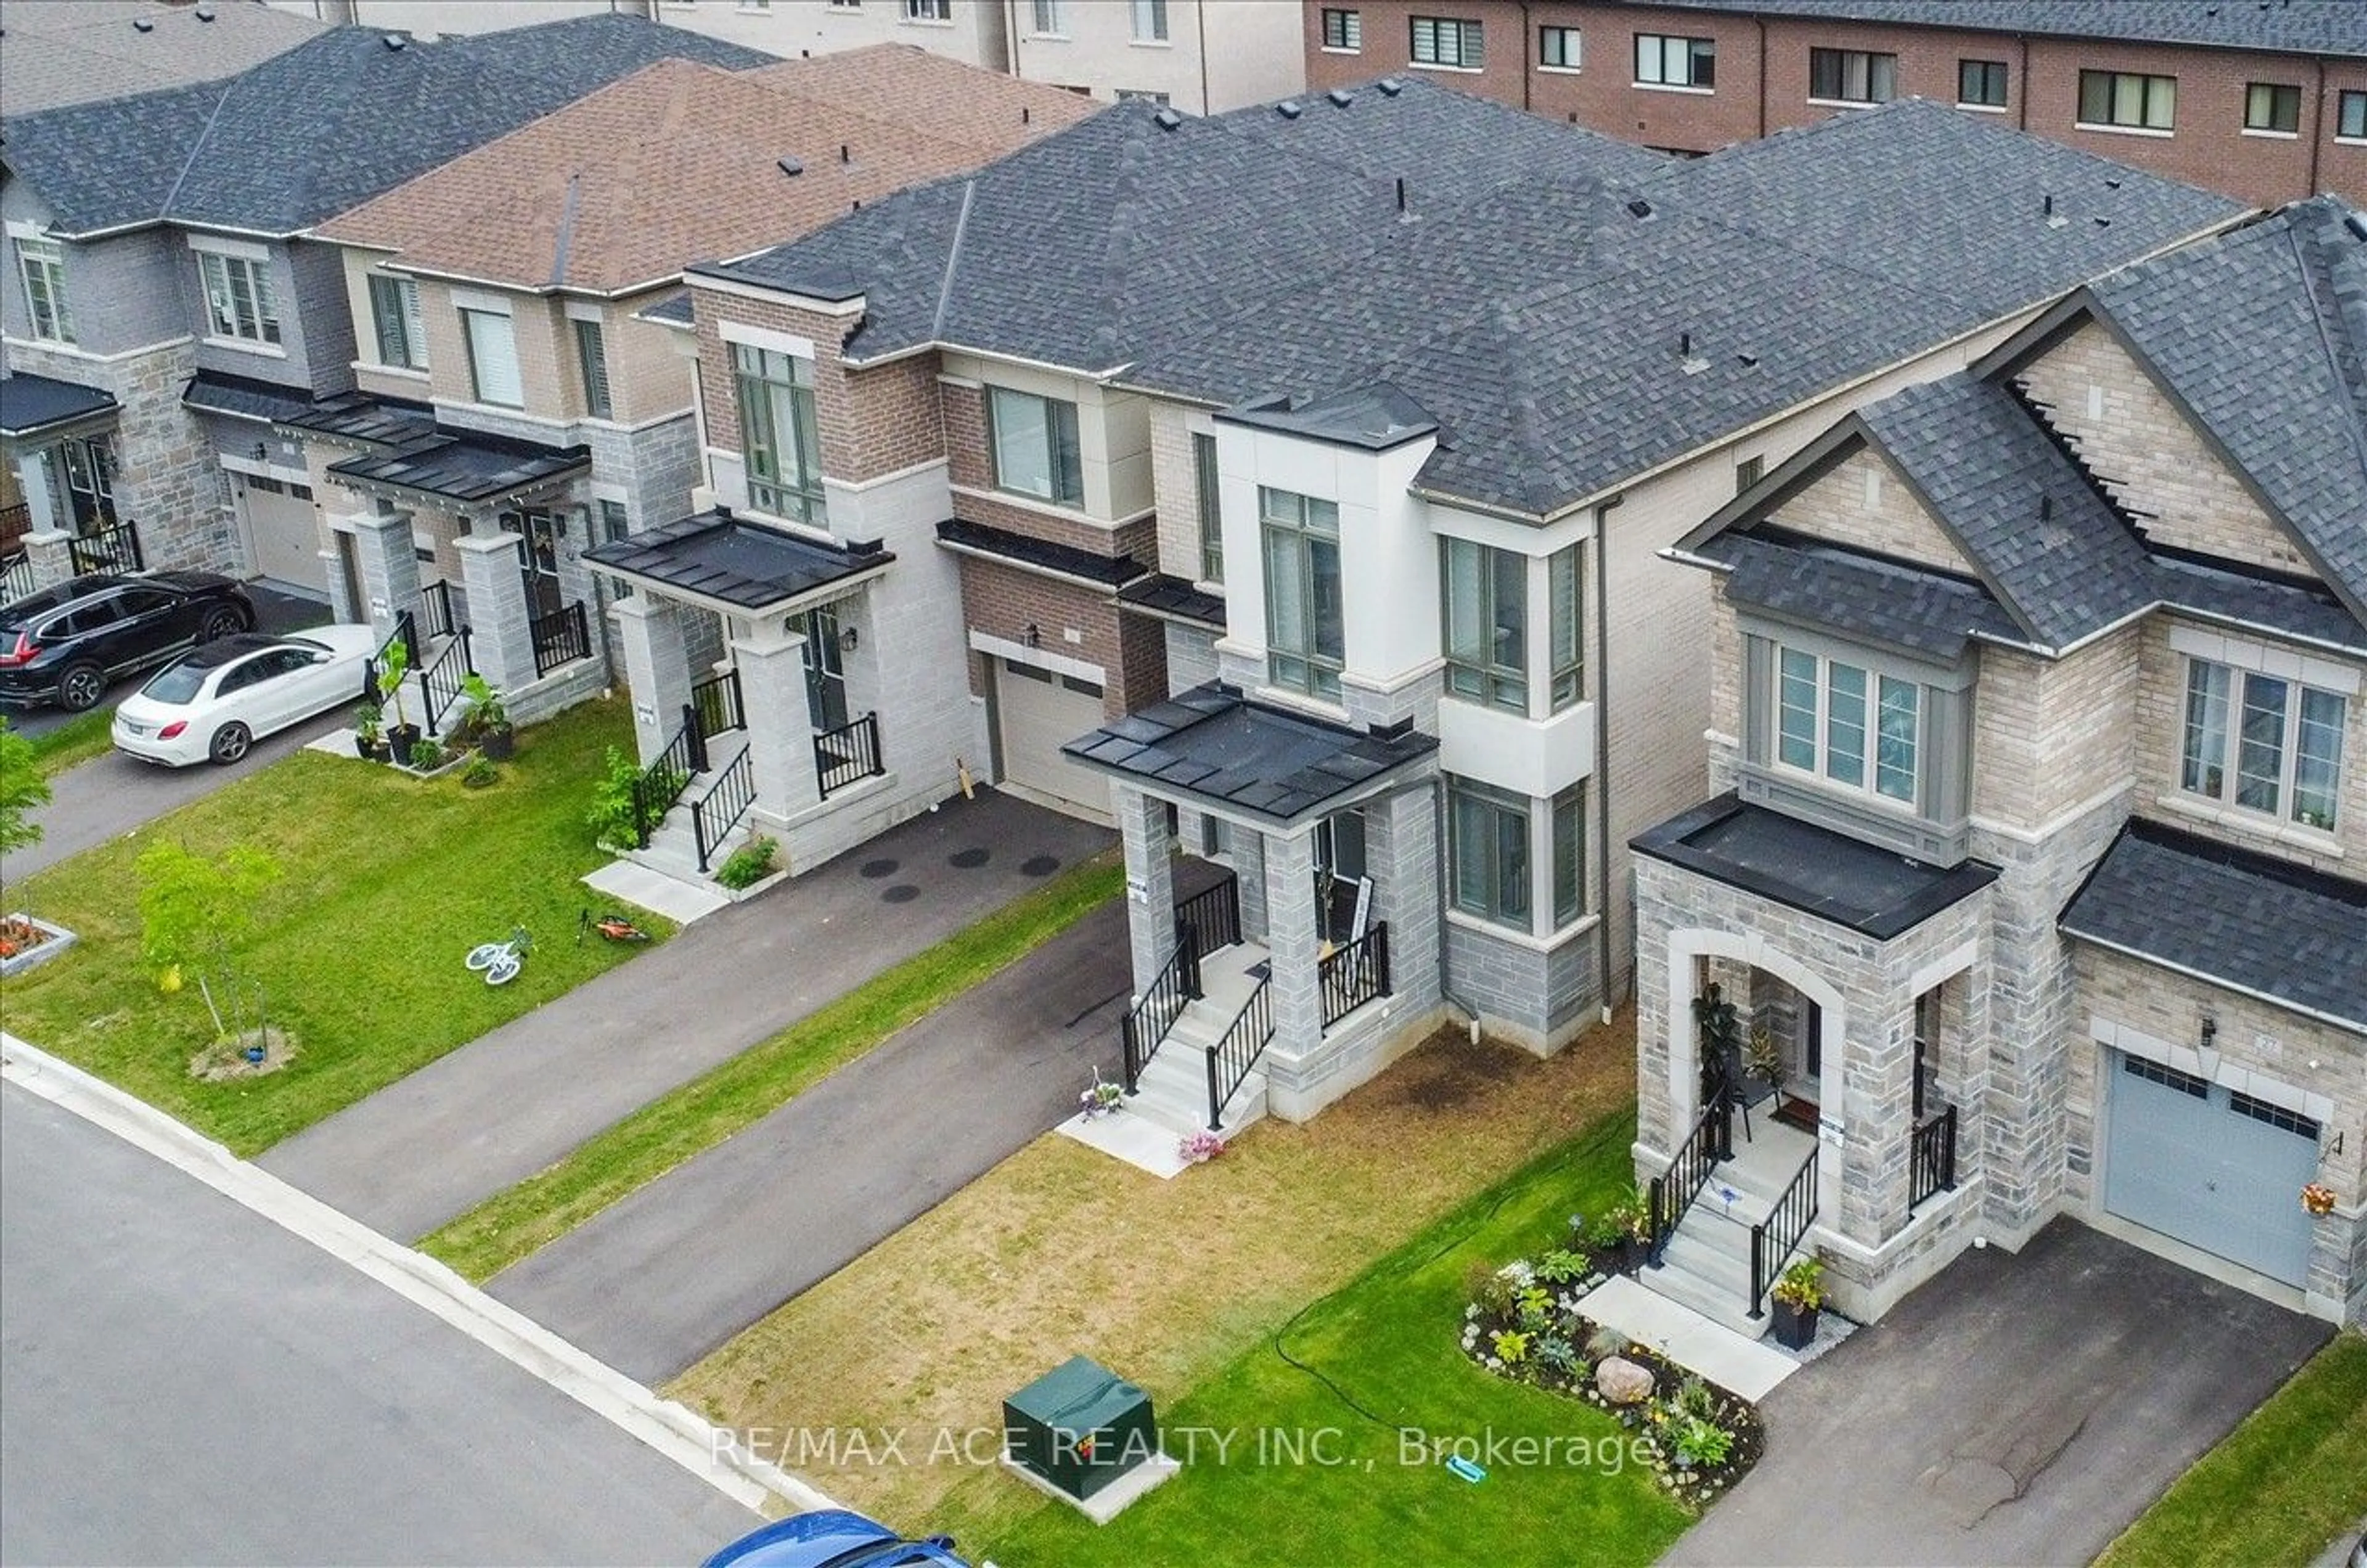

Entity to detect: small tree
[0,716,51,862]
[376,636,412,732]
[137,840,282,1039]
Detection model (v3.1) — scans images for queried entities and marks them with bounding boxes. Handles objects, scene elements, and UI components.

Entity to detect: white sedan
[112,625,380,767]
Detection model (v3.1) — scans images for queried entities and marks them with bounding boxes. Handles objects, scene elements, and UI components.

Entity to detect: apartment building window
[2181,659,2345,831]
[197,250,280,346]
[2078,70,2176,132]
[1635,32,1714,89]
[2341,91,2367,141]
[1321,7,1360,51]
[367,274,424,369]
[1450,780,1530,928]
[1261,486,1343,701]
[460,307,523,408]
[986,386,1083,506]
[1131,0,1167,43]
[15,236,73,345]
[1809,47,1895,105]
[2244,82,2301,134]
[1410,16,1482,69]
[734,341,826,523]
[1031,0,1061,33]
[1539,25,1580,70]
[1548,543,1580,709]
[1193,431,1222,583]
[1958,59,2008,108]
[903,0,949,21]
[1551,782,1585,926]
[1442,537,1527,712]
[575,318,612,419]
[1777,645,1919,804]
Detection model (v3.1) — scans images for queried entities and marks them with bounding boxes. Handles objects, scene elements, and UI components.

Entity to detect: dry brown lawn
[666,1009,1638,1535]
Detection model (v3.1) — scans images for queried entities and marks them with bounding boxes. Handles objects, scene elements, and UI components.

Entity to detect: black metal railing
[1175,868,1241,955]
[418,626,475,737]
[690,668,745,740]
[417,578,458,640]
[530,600,590,676]
[369,609,420,695]
[1317,921,1391,1027]
[814,711,883,799]
[1647,1100,1731,1265]
[1121,926,1203,1094]
[0,550,35,606]
[693,746,758,874]
[1910,1104,1958,1211]
[1203,973,1274,1132]
[1749,1146,1820,1318]
[630,705,704,847]
[68,518,142,575]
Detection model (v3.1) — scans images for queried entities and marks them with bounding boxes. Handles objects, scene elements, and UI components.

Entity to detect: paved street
[0,1082,762,1567]
[1664,1219,2332,1567]
[263,789,1113,1240]
[489,900,1131,1383]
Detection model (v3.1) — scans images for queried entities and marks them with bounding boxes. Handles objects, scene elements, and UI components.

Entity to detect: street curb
[1,1032,839,1522]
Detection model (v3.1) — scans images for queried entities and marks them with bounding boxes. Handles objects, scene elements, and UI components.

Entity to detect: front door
[505,508,564,618]
[55,435,117,533]
[1314,807,1369,944]
[1793,997,1824,1103]
[796,602,848,733]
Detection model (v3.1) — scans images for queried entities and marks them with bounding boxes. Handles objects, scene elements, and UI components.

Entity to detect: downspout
[1433,776,1485,1043]
[1593,493,1622,1025]
[1196,0,1211,115]
[1756,15,1767,139]
[2017,33,2030,131]
[1519,1,1533,114]
[2308,56,2326,197]
[1006,0,1021,80]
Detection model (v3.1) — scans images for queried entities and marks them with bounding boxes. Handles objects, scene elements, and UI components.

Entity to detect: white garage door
[995,657,1110,819]
[2103,1052,2320,1287]
[239,475,324,592]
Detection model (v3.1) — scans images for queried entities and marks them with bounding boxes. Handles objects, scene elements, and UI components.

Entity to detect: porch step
[1126,1032,1267,1140]
[1638,1243,1768,1341]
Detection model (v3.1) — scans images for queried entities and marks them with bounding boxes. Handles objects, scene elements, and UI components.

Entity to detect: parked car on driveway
[112,626,378,767]
[0,572,255,712]
[702,1509,970,1568]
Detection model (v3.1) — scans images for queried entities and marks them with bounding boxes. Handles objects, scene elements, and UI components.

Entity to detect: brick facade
[1776,445,1977,576]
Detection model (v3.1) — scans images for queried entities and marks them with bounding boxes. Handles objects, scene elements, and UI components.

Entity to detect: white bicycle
[464,925,532,986]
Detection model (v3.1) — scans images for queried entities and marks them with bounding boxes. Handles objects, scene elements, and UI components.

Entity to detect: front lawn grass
[669,1016,1651,1556]
[420,853,1124,1282]
[18,709,115,778]
[2095,1328,2367,1568]
[0,698,671,1155]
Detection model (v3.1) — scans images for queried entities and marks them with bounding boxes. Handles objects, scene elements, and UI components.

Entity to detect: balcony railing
[530,600,591,676]
[1910,1105,1958,1211]
[630,705,703,847]
[1317,921,1391,1027]
[68,518,142,575]
[690,668,745,740]
[814,711,883,799]
[417,578,459,641]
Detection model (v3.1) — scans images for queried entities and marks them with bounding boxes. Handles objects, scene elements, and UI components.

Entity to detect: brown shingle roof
[314,46,1100,296]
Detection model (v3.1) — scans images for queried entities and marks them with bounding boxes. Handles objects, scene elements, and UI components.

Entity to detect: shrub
[1490,1329,1531,1366]
[1533,1247,1592,1284]
[1584,1325,1632,1361]
[462,756,499,789]
[406,734,444,772]
[1534,1333,1579,1376]
[585,746,643,848]
[1670,1415,1733,1469]
[716,835,780,891]
[1677,1374,1716,1420]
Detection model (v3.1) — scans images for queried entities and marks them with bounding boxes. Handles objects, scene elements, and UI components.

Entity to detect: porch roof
[1063,682,1437,828]
[181,369,315,426]
[1116,572,1225,631]
[276,392,437,450]
[584,507,893,613]
[1632,792,1998,941]
[2060,816,2367,1033]
[326,428,589,507]
[0,372,117,441]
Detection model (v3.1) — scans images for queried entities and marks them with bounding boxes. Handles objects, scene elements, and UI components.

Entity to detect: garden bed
[0,912,76,978]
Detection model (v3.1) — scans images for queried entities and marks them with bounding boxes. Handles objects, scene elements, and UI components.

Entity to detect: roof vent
[194,4,215,18]
[2104,177,2122,189]
[1275,99,1303,120]
[777,157,804,176]
[2040,494,2054,522]
[382,32,406,49]
[1376,77,1404,96]
[2346,213,2367,242]
[840,143,851,163]
[2094,216,2112,228]
[1736,352,1759,369]
[1626,197,1652,219]
[1154,107,1183,131]
[2043,192,2067,230]
[1396,176,1407,213]
[1678,332,1708,375]
[1327,87,1353,108]
[132,15,153,30]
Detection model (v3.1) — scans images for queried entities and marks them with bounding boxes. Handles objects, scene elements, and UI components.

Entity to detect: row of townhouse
[1301,0,2367,210]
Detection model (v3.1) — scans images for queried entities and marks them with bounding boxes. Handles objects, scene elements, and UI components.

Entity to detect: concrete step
[1128,1043,1265,1139]
[1658,1225,1752,1294]
[1636,1252,1767,1341]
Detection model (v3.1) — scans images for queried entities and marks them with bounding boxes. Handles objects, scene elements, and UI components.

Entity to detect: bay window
[1441,537,1526,712]
[987,386,1084,507]
[1451,780,1530,928]
[2181,659,2345,831]
[735,341,826,523]
[1776,645,1919,804]
[1261,486,1343,701]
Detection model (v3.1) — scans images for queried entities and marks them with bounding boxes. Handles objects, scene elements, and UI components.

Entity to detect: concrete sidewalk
[486,902,1132,1384]
[261,790,1110,1241]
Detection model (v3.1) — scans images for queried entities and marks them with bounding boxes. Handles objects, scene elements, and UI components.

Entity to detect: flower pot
[481,726,515,761]
[354,735,377,758]
[1770,1298,1818,1350]
[387,724,421,766]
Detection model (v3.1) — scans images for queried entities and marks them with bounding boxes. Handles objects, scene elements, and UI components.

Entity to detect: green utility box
[1002,1356,1158,1501]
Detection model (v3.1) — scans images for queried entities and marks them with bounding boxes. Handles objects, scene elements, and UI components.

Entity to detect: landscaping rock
[1596,1357,1654,1405]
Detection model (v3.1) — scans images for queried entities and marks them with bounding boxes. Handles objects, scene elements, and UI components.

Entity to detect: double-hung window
[904,0,950,20]
[1131,0,1167,42]
[1410,15,1482,68]
[986,386,1084,506]
[2244,81,2300,134]
[1321,7,1360,51]
[2181,659,2345,831]
[2342,90,2367,141]
[734,342,826,523]
[1547,544,1580,710]
[1635,32,1714,88]
[1450,780,1530,929]
[367,274,424,369]
[1538,25,1580,70]
[2078,70,2176,131]
[1551,783,1585,926]
[1032,0,1061,33]
[1809,47,1896,104]
[1776,645,1919,805]
[459,307,522,408]
[1958,59,2008,108]
[198,250,280,346]
[1441,537,1527,713]
[574,317,613,419]
[16,237,73,345]
[1261,486,1343,701]
[1193,431,1222,584]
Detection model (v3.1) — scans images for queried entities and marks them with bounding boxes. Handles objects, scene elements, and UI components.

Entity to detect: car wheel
[208,722,253,766]
[198,605,247,642]
[57,664,105,713]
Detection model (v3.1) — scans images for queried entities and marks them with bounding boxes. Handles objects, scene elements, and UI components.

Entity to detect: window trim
[984,385,1084,508]
[1537,23,1580,72]
[1551,782,1585,928]
[1193,430,1222,586]
[1260,484,1344,703]
[1440,536,1529,714]
[2178,655,2345,835]
[458,305,523,409]
[1633,31,1714,91]
[1773,643,1922,809]
[1449,778,1532,931]
[1030,0,1063,35]
[1130,0,1169,44]
[2076,68,2177,136]
[734,340,828,525]
[195,248,283,351]
[1320,6,1361,52]
[15,234,73,346]
[1409,14,1484,71]
[2241,80,2302,137]
[1956,57,2008,111]
[366,272,425,371]
[574,316,613,420]
[901,0,951,23]
[2338,89,2367,143]
[1807,46,1897,107]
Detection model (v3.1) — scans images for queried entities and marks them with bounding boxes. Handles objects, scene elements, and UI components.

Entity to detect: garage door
[239,475,324,592]
[2103,1053,2318,1286]
[995,657,1110,818]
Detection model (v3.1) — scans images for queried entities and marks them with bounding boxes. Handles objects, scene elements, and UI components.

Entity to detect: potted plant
[353,703,388,761]
[377,639,419,766]
[1746,1024,1784,1108]
[459,672,515,761]
[1769,1257,1825,1349]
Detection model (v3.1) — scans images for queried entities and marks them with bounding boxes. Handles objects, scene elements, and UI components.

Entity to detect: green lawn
[978,1108,1693,1567]
[18,709,116,778]
[0,698,671,1155]
[2096,1328,2367,1568]
[421,854,1122,1280]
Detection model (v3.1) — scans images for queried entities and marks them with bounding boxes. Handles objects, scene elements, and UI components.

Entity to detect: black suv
[0,573,256,712]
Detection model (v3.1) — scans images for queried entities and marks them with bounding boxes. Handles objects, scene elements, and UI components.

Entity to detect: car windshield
[141,660,211,704]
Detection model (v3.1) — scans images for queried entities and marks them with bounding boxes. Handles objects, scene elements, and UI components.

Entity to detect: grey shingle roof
[0,0,325,118]
[1704,531,2029,657]
[1622,1,2367,57]
[2060,817,2367,1031]
[1,15,771,237]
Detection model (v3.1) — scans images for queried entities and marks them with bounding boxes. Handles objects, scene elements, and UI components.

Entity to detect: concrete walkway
[1664,1219,2331,1567]
[488,901,1132,1384]
[261,790,1111,1241]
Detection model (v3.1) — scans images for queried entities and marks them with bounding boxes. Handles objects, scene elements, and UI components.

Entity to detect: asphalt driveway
[486,899,1130,1384]
[1666,1219,2332,1567]
[261,789,1111,1241]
